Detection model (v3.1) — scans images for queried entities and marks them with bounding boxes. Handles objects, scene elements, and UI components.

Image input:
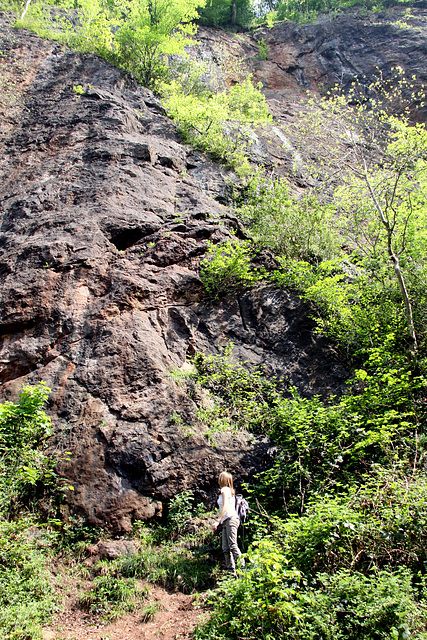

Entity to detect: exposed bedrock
[194,7,427,101]
[7,9,419,530]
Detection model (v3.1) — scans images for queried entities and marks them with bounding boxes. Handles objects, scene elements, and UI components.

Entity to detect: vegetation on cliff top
[2,0,422,30]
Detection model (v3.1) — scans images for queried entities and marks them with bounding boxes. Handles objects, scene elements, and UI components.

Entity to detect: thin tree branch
[362,158,418,352]
[20,0,31,20]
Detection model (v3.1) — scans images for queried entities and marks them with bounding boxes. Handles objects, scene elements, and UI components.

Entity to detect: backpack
[234,494,249,523]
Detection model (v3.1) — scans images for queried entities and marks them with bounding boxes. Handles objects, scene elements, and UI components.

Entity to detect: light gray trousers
[221,515,242,571]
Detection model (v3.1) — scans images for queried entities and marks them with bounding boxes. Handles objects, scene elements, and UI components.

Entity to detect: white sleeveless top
[217,486,237,523]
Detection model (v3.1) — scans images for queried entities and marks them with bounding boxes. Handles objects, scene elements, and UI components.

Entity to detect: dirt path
[42,584,209,640]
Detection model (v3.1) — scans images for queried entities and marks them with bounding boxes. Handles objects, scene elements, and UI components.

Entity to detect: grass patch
[78,572,147,621]
[120,540,218,594]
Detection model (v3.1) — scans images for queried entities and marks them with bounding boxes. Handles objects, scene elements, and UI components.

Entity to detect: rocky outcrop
[196,7,427,103]
[5,7,422,531]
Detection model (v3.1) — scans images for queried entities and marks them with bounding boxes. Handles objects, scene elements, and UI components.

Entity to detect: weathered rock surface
[3,7,423,531]
[196,7,427,100]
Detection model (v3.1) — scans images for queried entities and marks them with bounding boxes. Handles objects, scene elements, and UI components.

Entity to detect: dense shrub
[164,78,271,173]
[17,0,205,91]
[200,240,266,297]
[272,258,409,355]
[191,346,425,514]
[195,538,425,640]
[237,171,339,262]
[0,383,60,517]
[196,469,427,639]
[276,469,427,577]
[0,386,71,639]
[0,519,56,640]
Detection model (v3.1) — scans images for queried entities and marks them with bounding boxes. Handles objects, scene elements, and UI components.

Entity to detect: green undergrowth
[68,491,222,611]
[200,239,266,298]
[173,340,427,637]
[78,572,147,620]
[187,344,426,513]
[195,468,427,639]
[0,490,222,638]
[0,518,57,640]
[195,557,426,640]
[199,236,427,360]
[277,468,427,577]
[236,170,340,261]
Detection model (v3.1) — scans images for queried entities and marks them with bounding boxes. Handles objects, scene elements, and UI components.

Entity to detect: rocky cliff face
[195,7,427,102]
[1,7,424,531]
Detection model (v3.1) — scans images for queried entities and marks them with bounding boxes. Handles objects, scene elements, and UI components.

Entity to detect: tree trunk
[20,0,31,20]
[363,161,418,353]
[231,0,237,25]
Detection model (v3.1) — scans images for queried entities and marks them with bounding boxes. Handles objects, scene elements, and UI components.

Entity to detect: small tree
[290,70,427,354]
[114,0,206,90]
[0,383,54,515]
[200,239,264,297]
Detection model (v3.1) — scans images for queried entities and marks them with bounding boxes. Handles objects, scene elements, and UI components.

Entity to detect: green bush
[275,469,427,578]
[17,0,205,91]
[0,386,77,639]
[192,345,425,514]
[0,383,62,517]
[237,171,339,262]
[200,239,265,297]
[164,79,271,173]
[274,0,421,24]
[120,491,217,593]
[275,0,380,23]
[112,0,204,90]
[194,538,426,640]
[0,0,22,12]
[272,257,414,355]
[192,345,276,433]
[257,37,269,60]
[0,519,56,640]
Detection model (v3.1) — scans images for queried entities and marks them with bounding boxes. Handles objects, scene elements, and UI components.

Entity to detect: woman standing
[212,471,244,576]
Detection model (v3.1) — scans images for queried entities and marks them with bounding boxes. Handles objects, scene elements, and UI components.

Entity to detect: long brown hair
[218,471,235,495]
